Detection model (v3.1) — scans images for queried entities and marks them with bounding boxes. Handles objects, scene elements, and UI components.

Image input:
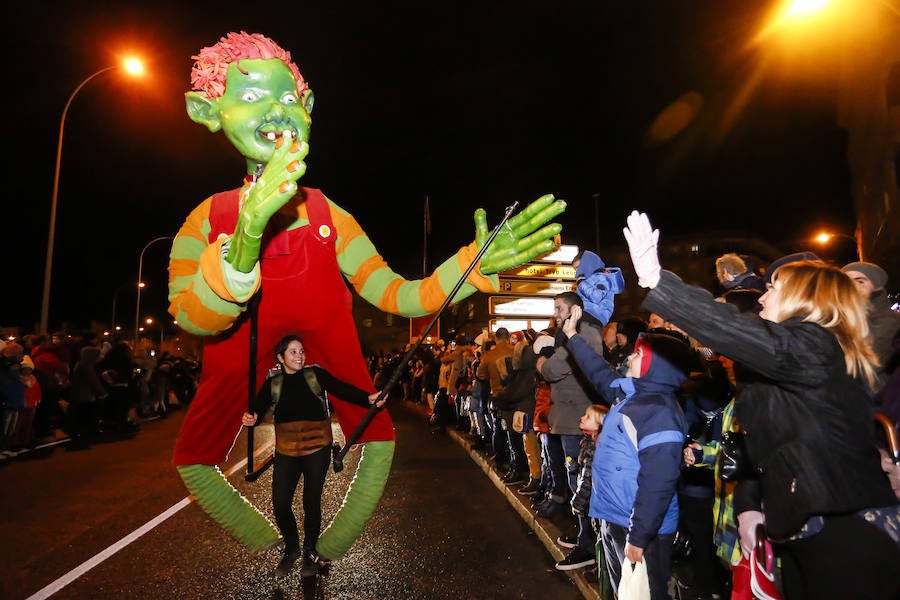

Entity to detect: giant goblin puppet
[168,31,565,567]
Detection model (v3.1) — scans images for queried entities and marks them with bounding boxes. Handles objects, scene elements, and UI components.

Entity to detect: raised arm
[474,194,566,274]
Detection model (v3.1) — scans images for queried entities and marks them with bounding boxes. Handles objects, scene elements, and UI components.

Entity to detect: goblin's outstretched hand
[227,134,310,272]
[475,194,566,274]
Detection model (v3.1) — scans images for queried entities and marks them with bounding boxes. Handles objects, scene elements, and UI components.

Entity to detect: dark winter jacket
[0,364,25,410]
[493,341,538,413]
[868,290,900,388]
[571,432,597,515]
[679,366,732,497]
[68,346,108,405]
[644,270,898,540]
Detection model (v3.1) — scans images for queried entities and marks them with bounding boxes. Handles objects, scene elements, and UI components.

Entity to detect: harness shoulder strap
[267,367,330,417]
[269,372,284,415]
[303,188,337,245]
[303,366,330,417]
[302,367,323,400]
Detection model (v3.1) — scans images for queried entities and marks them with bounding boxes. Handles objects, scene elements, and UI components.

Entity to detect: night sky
[8,1,855,332]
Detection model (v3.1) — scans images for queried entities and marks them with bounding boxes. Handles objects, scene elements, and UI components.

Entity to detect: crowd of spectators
[4,242,897,599]
[371,246,899,600]
[1,332,200,458]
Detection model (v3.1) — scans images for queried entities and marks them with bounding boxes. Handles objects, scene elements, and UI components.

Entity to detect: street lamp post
[813,231,860,262]
[40,59,144,336]
[110,281,136,338]
[134,236,174,347]
[111,285,125,335]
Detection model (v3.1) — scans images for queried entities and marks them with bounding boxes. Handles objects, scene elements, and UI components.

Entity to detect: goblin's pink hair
[190,31,308,99]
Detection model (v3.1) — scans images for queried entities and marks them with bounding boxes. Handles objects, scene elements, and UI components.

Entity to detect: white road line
[24,445,274,600]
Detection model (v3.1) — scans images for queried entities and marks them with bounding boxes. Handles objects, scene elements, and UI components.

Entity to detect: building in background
[836,2,900,284]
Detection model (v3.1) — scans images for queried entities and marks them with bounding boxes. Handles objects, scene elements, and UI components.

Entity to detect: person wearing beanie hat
[842,260,900,389]
[561,304,688,598]
[638,330,700,375]
[763,251,821,284]
[842,261,888,292]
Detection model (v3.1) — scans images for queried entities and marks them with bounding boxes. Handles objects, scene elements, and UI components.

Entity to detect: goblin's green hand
[227,135,310,272]
[475,194,566,274]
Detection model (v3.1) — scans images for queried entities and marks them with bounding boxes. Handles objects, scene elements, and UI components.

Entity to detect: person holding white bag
[561,303,694,598]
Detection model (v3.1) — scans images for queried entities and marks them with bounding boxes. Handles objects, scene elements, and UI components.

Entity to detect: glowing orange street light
[784,0,830,19]
[814,231,854,244]
[812,231,859,259]
[40,57,145,335]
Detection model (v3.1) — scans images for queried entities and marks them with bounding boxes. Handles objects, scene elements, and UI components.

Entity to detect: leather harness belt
[275,420,333,457]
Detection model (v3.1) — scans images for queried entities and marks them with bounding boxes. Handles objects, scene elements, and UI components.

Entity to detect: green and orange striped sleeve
[167,198,261,336]
[328,198,499,317]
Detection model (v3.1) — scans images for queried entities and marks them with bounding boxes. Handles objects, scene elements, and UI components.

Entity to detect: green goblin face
[217,58,313,165]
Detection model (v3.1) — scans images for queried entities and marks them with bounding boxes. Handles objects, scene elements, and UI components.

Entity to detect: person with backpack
[242,334,385,578]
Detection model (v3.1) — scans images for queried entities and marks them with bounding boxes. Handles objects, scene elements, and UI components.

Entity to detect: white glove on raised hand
[622,210,661,288]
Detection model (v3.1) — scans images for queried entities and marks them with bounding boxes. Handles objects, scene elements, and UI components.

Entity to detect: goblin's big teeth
[266,132,277,141]
[282,130,292,140]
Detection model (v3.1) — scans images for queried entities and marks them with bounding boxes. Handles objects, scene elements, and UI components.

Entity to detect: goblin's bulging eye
[282,92,298,105]
[241,90,260,102]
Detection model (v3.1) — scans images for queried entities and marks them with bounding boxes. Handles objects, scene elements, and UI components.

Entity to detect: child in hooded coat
[562,304,693,600]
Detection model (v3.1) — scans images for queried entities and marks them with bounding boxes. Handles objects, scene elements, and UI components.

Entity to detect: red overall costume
[173,187,394,468]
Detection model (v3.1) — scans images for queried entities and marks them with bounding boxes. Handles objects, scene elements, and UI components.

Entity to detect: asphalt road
[1,400,586,600]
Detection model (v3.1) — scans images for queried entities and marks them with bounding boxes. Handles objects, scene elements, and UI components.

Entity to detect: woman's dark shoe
[274,548,302,578]
[315,553,332,576]
[299,548,317,577]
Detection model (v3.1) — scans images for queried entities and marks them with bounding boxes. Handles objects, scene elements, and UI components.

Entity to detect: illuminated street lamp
[134,236,174,347]
[40,58,144,335]
[783,0,830,19]
[813,231,860,260]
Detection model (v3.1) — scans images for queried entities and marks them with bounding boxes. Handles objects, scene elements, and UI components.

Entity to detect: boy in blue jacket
[562,304,693,599]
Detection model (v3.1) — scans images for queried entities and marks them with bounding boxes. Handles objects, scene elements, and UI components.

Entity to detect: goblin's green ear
[185,91,222,133]
[302,89,314,113]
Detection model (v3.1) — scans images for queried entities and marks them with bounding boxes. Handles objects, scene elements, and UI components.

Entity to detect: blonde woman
[623,211,899,600]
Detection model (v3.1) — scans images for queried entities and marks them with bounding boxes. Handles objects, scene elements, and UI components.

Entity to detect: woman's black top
[250,365,371,424]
